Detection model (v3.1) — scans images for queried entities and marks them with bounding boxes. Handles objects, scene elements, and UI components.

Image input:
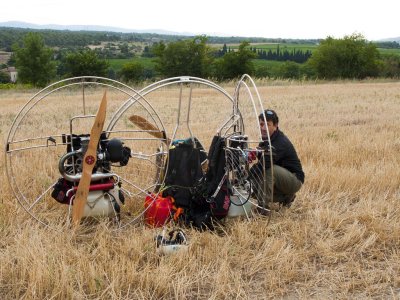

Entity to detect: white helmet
[155,228,189,255]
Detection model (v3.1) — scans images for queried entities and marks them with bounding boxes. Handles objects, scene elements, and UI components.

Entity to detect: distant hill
[0,22,322,52]
[0,21,211,37]
[0,20,320,41]
[379,36,400,43]
[2,20,399,43]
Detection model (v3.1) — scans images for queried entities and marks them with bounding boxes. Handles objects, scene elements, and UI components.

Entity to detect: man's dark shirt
[259,128,305,183]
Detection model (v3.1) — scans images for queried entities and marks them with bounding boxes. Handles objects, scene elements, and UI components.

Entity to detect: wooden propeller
[129,115,170,145]
[72,91,107,226]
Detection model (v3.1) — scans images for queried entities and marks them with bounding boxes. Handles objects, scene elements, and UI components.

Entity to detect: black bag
[163,139,205,208]
[162,136,230,229]
[204,136,230,219]
[51,178,73,204]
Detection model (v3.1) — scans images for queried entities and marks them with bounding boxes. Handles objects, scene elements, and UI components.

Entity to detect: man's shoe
[282,195,296,207]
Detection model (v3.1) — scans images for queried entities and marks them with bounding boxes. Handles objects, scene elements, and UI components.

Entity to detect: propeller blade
[72,91,107,225]
[129,115,170,145]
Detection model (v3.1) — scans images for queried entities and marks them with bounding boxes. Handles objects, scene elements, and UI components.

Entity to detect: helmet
[155,228,188,255]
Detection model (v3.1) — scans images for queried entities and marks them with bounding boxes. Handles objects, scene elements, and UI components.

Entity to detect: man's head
[258,109,279,139]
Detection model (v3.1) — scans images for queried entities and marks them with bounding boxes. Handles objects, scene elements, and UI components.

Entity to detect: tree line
[215,44,312,63]
[3,32,400,87]
[0,27,323,52]
[0,27,208,51]
[252,47,312,63]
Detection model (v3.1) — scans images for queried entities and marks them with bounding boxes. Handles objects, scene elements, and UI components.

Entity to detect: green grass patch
[225,43,400,56]
[225,43,317,53]
[252,59,286,69]
[378,48,400,55]
[251,43,317,52]
[252,59,290,73]
[0,83,15,89]
[107,57,156,72]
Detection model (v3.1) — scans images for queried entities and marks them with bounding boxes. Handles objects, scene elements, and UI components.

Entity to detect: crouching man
[250,109,304,211]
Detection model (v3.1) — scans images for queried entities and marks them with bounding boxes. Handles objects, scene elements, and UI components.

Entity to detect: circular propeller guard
[5,75,270,230]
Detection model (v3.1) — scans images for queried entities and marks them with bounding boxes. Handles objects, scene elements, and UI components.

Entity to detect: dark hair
[259,109,279,125]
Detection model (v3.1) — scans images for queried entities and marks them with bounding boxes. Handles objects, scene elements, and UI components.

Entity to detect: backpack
[204,136,231,220]
[163,138,205,209]
[162,136,230,230]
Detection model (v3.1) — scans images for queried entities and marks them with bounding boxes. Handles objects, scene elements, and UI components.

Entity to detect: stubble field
[0,79,399,299]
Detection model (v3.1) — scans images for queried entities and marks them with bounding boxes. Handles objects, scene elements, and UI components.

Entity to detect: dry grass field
[1,79,399,299]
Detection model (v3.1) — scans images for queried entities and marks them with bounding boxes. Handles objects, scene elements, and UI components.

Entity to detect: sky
[1,0,399,40]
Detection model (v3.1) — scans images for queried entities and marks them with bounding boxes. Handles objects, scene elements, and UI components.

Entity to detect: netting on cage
[225,75,274,213]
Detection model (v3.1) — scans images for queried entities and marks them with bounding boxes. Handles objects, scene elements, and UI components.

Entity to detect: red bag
[144,193,174,227]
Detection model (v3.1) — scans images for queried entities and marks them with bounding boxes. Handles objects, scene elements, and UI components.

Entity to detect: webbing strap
[209,172,228,201]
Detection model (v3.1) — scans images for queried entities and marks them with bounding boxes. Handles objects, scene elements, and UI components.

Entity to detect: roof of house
[0,67,17,73]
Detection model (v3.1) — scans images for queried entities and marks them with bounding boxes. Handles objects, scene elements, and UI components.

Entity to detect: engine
[226,135,254,218]
[52,133,131,220]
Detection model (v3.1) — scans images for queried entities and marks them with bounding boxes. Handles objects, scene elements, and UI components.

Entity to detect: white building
[0,67,18,83]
